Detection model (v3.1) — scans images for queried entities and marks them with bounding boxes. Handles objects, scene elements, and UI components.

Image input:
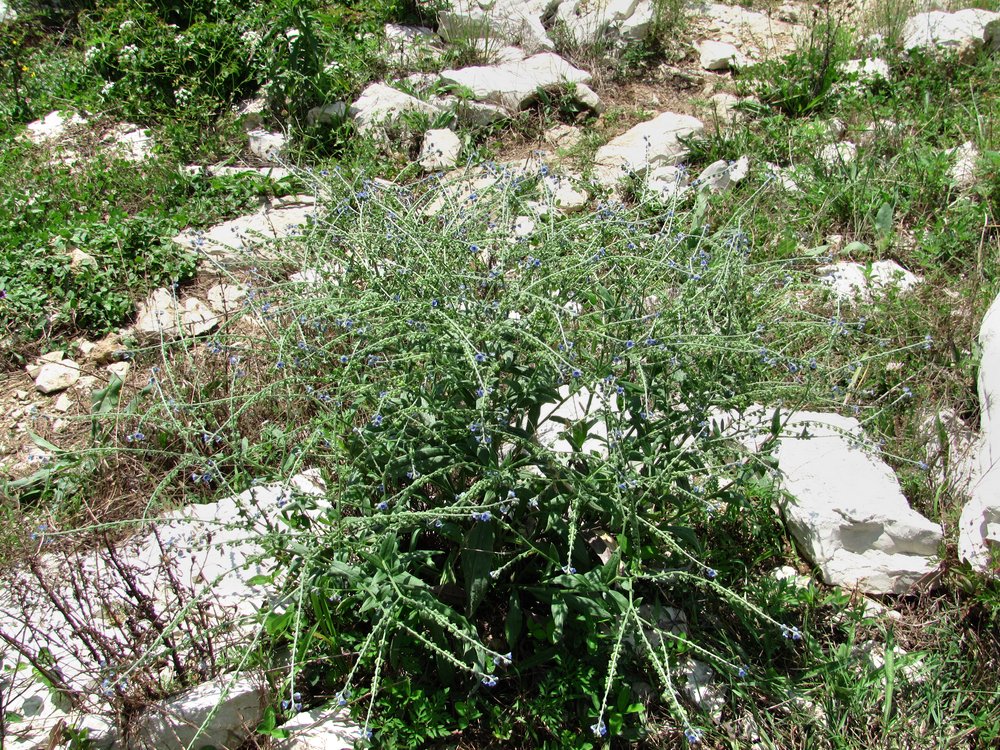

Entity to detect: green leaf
[875,202,894,236]
[462,522,494,617]
[91,374,124,416]
[843,240,870,255]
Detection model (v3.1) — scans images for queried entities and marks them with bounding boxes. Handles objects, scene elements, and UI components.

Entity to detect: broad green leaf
[462,522,494,617]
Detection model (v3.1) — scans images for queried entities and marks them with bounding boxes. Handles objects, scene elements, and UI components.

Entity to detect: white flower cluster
[84,45,102,63]
[241,29,262,49]
[120,43,139,63]
[175,87,192,105]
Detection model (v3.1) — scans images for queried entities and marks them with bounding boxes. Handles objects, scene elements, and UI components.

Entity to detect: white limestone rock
[134,288,220,341]
[173,203,315,261]
[706,92,741,123]
[349,83,444,134]
[839,57,891,86]
[959,491,1000,575]
[764,161,802,192]
[467,39,528,63]
[24,110,87,145]
[383,23,443,68]
[592,111,705,186]
[69,247,98,271]
[646,165,690,198]
[135,676,264,750]
[537,173,589,214]
[207,283,248,314]
[817,260,921,302]
[276,705,360,750]
[53,393,74,413]
[437,0,555,54]
[818,141,857,168]
[419,128,462,170]
[107,361,130,382]
[306,102,347,126]
[960,289,1000,574]
[573,82,605,113]
[35,359,81,395]
[697,39,743,70]
[555,0,657,45]
[774,412,942,594]
[680,659,727,723]
[103,123,154,162]
[512,216,536,238]
[432,95,511,127]
[440,52,593,112]
[697,2,804,58]
[1,0,16,21]
[696,155,748,192]
[902,9,1000,58]
[544,123,583,149]
[948,141,978,190]
[247,129,287,161]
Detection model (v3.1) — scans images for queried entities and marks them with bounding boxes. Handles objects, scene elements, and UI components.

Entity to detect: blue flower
[684,727,702,744]
[571,368,582,378]
[370,414,383,427]
[475,351,487,363]
[431,299,439,308]
[482,675,497,687]
[590,721,608,737]
[737,666,748,679]
[376,501,388,512]
[706,568,717,579]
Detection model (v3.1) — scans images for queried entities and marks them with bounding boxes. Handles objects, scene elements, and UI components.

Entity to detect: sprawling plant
[228,166,824,744]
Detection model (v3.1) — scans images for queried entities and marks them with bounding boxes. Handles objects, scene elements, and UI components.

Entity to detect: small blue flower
[738,666,748,679]
[481,675,497,687]
[590,720,608,737]
[475,351,487,363]
[684,727,703,744]
[376,501,388,512]
[706,568,717,579]
[431,299,439,308]
[571,368,582,378]
[371,414,383,427]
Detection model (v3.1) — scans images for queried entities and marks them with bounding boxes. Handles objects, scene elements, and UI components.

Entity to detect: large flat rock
[961,289,1000,574]
[172,202,316,262]
[437,0,555,53]
[592,112,704,186]
[440,52,593,112]
[774,412,942,594]
[902,9,1000,57]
